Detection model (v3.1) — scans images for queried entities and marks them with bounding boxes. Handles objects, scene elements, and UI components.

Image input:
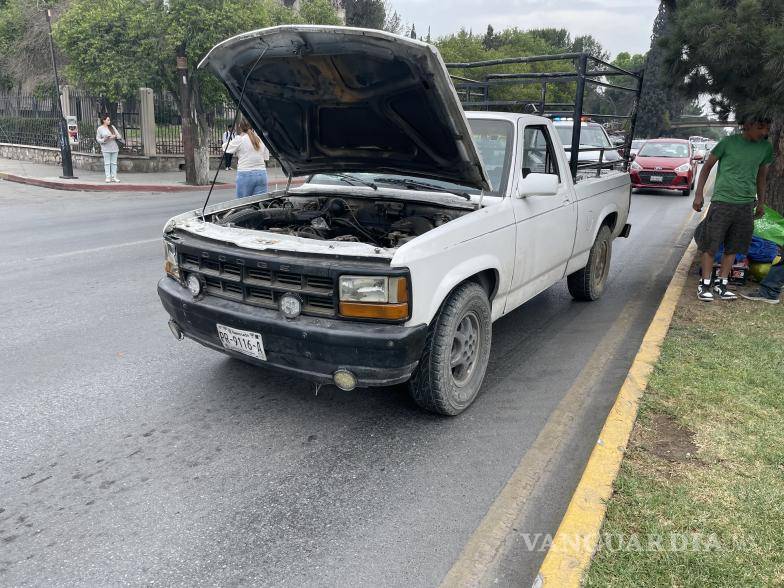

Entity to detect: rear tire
[408,282,492,416]
[567,225,612,301]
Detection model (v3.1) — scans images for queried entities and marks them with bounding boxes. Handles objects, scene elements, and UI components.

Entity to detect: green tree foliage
[437,27,620,119]
[344,0,384,29]
[299,0,343,26]
[662,0,784,212]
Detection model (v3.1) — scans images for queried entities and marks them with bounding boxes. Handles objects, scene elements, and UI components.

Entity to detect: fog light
[279,293,302,319]
[333,369,357,391]
[168,320,184,340]
[186,274,201,296]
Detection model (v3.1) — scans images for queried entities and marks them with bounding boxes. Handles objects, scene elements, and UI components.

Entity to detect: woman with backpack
[222,118,270,198]
[95,114,122,183]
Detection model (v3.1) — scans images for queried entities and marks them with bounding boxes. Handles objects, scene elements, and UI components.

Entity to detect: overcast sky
[390,0,660,58]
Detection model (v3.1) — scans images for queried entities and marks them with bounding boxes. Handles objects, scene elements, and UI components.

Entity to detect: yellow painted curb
[535,238,698,587]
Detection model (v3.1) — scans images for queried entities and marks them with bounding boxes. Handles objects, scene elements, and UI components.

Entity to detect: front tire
[408,282,492,416]
[567,225,612,301]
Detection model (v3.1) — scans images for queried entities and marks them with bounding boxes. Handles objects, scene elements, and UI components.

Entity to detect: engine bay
[210,195,475,248]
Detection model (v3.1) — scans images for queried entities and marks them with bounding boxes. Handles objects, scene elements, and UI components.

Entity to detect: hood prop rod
[201,42,268,221]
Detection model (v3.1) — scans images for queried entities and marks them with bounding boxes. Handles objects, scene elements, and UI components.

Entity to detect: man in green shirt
[692,117,773,301]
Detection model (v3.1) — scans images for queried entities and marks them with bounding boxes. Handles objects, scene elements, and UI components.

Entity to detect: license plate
[216,324,266,360]
[650,175,663,182]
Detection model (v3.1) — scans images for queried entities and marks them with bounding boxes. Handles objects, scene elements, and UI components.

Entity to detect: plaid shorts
[694,201,755,255]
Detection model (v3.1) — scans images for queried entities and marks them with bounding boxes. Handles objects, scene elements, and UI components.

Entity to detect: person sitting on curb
[692,116,773,302]
[741,254,783,304]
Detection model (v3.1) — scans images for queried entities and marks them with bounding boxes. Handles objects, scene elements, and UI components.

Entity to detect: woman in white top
[222,118,270,198]
[95,114,123,183]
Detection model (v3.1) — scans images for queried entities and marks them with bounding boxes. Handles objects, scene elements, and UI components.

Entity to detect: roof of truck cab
[465,111,550,124]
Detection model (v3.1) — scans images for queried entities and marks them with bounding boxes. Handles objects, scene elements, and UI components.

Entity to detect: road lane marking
[442,208,698,587]
[441,295,646,587]
[536,210,699,587]
[0,238,160,267]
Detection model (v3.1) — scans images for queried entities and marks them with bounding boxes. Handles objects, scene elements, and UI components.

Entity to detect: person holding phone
[96,114,122,183]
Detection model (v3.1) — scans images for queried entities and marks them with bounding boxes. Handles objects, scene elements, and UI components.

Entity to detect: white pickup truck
[158,26,632,415]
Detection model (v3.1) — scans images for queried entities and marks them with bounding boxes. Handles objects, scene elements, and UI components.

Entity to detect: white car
[158,26,632,415]
[553,119,623,166]
[630,139,646,157]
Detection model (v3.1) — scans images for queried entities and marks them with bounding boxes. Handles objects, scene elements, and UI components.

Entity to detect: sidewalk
[0,157,297,193]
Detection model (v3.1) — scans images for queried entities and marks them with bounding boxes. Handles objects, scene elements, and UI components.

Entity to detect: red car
[630,138,700,196]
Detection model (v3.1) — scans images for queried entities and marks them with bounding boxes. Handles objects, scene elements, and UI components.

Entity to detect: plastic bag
[746,236,780,262]
[753,206,784,246]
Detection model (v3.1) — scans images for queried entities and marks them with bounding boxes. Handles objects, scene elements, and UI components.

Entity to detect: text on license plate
[216,324,266,360]
[650,175,663,182]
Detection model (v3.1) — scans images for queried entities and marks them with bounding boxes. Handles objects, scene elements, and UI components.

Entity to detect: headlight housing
[630,160,643,171]
[675,163,691,173]
[163,240,180,279]
[338,275,409,320]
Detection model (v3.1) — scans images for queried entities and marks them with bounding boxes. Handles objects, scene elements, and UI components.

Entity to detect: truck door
[506,124,578,309]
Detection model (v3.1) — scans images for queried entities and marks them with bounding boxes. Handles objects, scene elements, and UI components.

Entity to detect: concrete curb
[0,171,234,193]
[0,172,306,193]
[534,238,699,587]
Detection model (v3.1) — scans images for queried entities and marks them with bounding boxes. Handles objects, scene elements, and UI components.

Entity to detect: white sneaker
[105,178,112,183]
[111,177,120,183]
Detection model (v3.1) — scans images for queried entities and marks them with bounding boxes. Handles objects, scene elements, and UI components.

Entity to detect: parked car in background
[629,139,646,157]
[705,140,718,152]
[553,119,622,166]
[630,138,697,196]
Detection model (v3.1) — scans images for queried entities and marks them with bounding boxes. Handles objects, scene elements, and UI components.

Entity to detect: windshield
[555,124,612,149]
[631,140,645,148]
[309,118,514,196]
[638,142,690,158]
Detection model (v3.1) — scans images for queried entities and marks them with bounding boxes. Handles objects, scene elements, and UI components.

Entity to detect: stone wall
[0,143,280,173]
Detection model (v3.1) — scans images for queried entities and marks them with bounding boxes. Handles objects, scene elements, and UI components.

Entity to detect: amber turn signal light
[339,302,409,320]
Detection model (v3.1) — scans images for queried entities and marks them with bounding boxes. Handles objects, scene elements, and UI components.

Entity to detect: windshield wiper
[320,173,377,190]
[372,177,472,200]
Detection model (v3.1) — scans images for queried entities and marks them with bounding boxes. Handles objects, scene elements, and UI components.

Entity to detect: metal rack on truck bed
[445,52,644,181]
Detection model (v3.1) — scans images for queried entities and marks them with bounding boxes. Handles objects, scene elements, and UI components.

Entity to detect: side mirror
[630,153,637,161]
[518,173,559,197]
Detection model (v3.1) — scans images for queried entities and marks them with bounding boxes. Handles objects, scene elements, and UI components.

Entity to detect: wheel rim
[450,311,481,387]
[593,239,609,288]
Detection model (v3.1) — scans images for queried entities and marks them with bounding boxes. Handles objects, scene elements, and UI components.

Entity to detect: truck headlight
[675,163,691,173]
[630,161,642,171]
[338,275,409,320]
[164,240,180,279]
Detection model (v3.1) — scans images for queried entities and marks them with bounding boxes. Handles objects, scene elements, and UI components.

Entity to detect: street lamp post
[45,8,76,179]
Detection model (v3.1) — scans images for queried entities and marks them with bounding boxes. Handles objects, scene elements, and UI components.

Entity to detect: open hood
[199,25,490,190]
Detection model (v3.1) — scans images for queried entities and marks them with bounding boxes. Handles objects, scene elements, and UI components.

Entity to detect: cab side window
[522,126,560,181]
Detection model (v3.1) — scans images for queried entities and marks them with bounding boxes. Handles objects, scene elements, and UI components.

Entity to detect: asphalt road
[0,181,698,586]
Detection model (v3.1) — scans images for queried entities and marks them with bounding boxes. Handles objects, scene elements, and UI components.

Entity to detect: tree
[662,0,784,213]
[344,0,384,29]
[54,0,340,185]
[635,0,686,139]
[409,23,416,39]
[0,0,66,92]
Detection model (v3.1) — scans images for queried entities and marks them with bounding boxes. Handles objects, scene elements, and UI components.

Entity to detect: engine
[213,196,470,248]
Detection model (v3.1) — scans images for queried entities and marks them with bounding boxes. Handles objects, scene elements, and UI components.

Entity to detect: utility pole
[45,8,76,179]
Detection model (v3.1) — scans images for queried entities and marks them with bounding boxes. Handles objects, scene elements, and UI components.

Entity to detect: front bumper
[157,277,428,387]
[631,171,691,190]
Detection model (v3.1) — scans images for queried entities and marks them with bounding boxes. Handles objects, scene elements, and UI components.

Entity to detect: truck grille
[179,250,337,317]
[639,171,677,185]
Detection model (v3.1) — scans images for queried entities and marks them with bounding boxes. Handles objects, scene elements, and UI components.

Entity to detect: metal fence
[0,91,60,147]
[0,88,239,157]
[155,92,239,156]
